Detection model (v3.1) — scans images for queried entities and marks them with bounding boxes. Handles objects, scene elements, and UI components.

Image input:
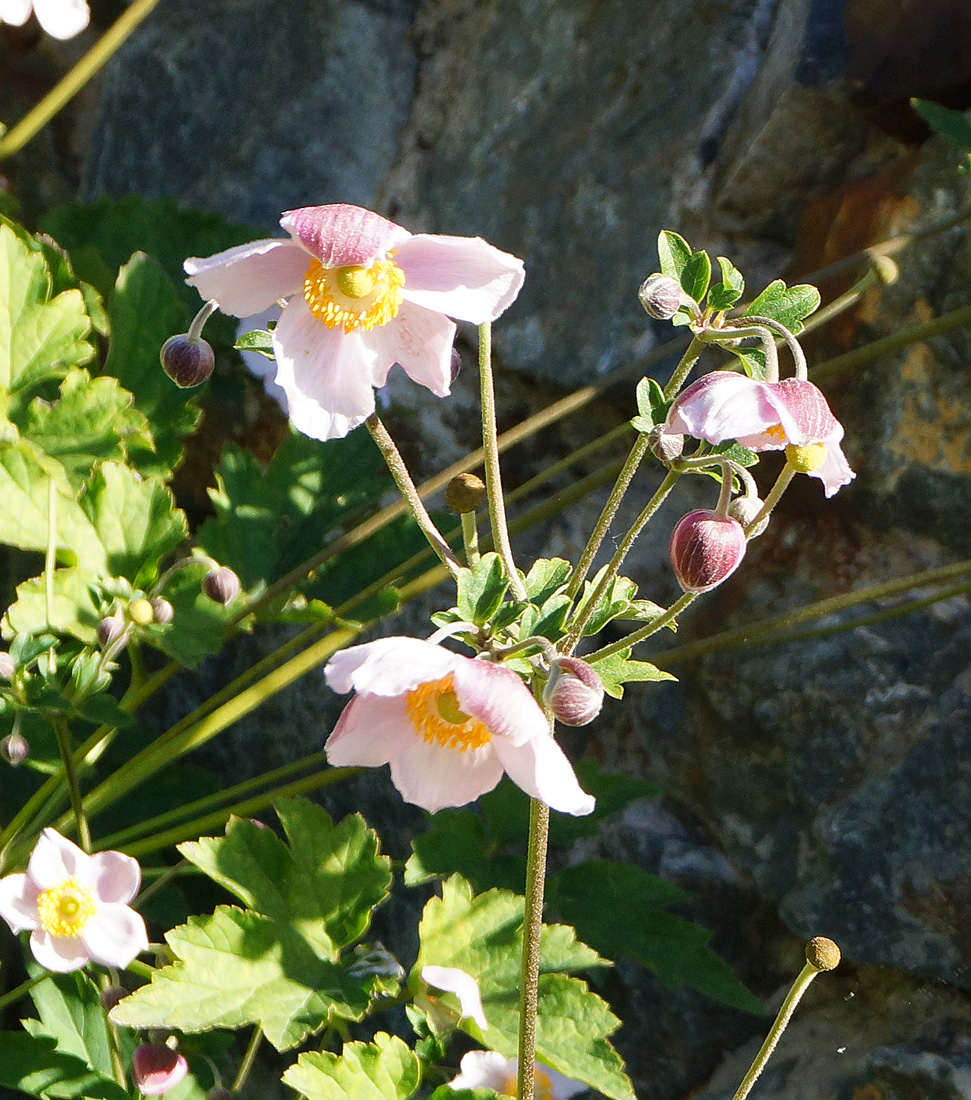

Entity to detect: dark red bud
[132,1044,188,1097]
[669,510,746,593]
[546,657,605,727]
[203,567,241,605]
[160,333,215,388]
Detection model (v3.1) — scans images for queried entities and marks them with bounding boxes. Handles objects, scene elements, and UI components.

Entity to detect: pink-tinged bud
[160,333,215,388]
[1,732,29,766]
[203,567,241,605]
[150,597,175,624]
[649,426,684,463]
[546,657,605,727]
[669,510,747,593]
[638,274,684,320]
[132,1043,189,1097]
[98,615,126,648]
[0,651,15,680]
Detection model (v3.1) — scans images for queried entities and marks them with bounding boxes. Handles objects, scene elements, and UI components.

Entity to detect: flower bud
[546,658,604,727]
[99,985,129,1013]
[0,651,15,681]
[445,473,487,515]
[805,936,840,972]
[669,510,747,593]
[728,495,769,539]
[160,333,215,388]
[450,348,463,385]
[97,615,126,648]
[128,598,155,627]
[150,597,175,624]
[1,732,29,766]
[203,566,241,605]
[649,426,683,464]
[132,1044,189,1097]
[638,274,684,320]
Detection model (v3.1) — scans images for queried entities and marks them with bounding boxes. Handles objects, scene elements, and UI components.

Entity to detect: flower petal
[28,829,90,889]
[325,637,459,696]
[271,297,379,441]
[185,239,307,318]
[396,234,525,323]
[32,0,89,37]
[666,372,781,445]
[281,205,411,267]
[492,734,595,815]
[362,300,456,397]
[0,0,33,27]
[80,904,149,969]
[449,1051,513,1092]
[324,694,417,767]
[0,873,40,933]
[452,659,549,748]
[772,378,843,445]
[812,441,856,497]
[390,740,504,812]
[421,965,489,1030]
[29,929,90,972]
[90,850,141,904]
[132,1045,189,1097]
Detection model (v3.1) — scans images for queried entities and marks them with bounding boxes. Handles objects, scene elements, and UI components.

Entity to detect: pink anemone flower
[324,637,595,816]
[664,371,855,497]
[447,1050,587,1099]
[0,828,148,973]
[0,0,89,38]
[185,204,525,441]
[131,1044,189,1097]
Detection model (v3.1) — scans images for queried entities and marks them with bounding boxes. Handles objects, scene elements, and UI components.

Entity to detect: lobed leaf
[281,1034,421,1100]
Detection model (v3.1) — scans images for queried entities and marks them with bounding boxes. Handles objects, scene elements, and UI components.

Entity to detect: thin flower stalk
[588,591,696,664]
[726,315,808,380]
[663,334,706,401]
[518,796,550,1100]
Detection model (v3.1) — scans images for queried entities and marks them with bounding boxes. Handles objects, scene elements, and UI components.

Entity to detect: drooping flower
[447,1050,586,1100]
[0,828,148,973]
[420,965,489,1031]
[324,637,595,816]
[131,1043,189,1097]
[663,371,855,497]
[185,204,525,441]
[0,0,89,38]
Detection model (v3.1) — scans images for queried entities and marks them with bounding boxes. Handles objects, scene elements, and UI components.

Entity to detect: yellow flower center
[36,878,96,937]
[785,442,827,473]
[765,423,788,443]
[501,1069,555,1100]
[303,256,405,333]
[404,675,492,752]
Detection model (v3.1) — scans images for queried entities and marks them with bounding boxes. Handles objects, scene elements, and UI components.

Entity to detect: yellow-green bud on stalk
[160,299,219,388]
[805,936,841,972]
[638,273,685,320]
[127,598,155,626]
[203,566,241,605]
[546,657,605,727]
[728,495,769,539]
[445,473,487,515]
[1,732,29,766]
[97,615,126,648]
[150,597,175,624]
[0,651,15,681]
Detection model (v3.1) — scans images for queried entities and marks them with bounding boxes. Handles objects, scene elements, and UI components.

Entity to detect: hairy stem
[517,797,550,1100]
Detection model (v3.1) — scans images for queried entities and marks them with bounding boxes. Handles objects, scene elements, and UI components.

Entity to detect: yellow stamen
[785,442,827,473]
[500,1069,555,1100]
[303,255,404,333]
[405,675,492,752]
[765,423,787,443]
[36,878,96,937]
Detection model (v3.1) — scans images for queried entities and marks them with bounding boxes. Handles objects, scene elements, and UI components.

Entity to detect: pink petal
[772,378,843,445]
[184,239,307,318]
[80,904,149,969]
[0,873,40,933]
[32,0,89,38]
[492,734,595,816]
[421,965,489,1030]
[28,829,89,889]
[666,372,780,445]
[452,659,550,748]
[811,442,856,498]
[90,850,141,904]
[396,234,526,323]
[325,694,418,767]
[325,637,459,696]
[390,739,504,812]
[271,297,379,441]
[362,300,455,397]
[281,205,410,267]
[29,929,91,972]
[132,1044,189,1096]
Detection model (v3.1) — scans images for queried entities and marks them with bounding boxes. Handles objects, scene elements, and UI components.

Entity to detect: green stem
[365,414,461,580]
[0,972,48,1014]
[125,959,155,980]
[479,322,527,600]
[461,511,480,566]
[131,860,189,911]
[232,1028,264,1094]
[0,0,164,160]
[744,463,796,535]
[587,592,696,663]
[52,717,90,852]
[517,797,549,1100]
[663,335,706,401]
[98,974,127,1087]
[565,433,651,600]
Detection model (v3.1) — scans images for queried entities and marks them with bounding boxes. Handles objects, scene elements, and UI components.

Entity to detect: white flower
[448,1050,586,1099]
[0,0,89,39]
[420,965,489,1031]
[0,828,148,973]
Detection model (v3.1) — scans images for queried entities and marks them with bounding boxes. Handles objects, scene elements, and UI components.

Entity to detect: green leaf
[405,810,524,894]
[523,558,571,604]
[416,876,632,1100]
[744,280,820,335]
[20,369,153,486]
[153,560,237,668]
[281,1034,421,1100]
[588,646,676,700]
[911,98,971,149]
[728,346,767,380]
[573,568,640,637]
[0,221,94,407]
[427,1090,500,1100]
[656,231,692,283]
[0,1030,126,1100]
[711,440,758,467]
[681,250,711,305]
[633,377,668,433]
[457,553,509,627]
[4,566,102,645]
[707,256,745,311]
[234,328,274,359]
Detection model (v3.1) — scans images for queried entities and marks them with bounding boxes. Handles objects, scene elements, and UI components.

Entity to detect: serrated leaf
[656,231,692,283]
[589,647,676,700]
[523,558,571,604]
[27,969,123,1081]
[0,221,94,407]
[572,568,638,637]
[153,561,238,668]
[457,553,509,627]
[405,810,523,894]
[179,801,391,958]
[707,256,745,311]
[0,1030,126,1100]
[744,280,820,335]
[727,346,767,380]
[4,566,102,645]
[711,440,758,467]
[911,98,971,149]
[634,376,668,431]
[282,1034,421,1100]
